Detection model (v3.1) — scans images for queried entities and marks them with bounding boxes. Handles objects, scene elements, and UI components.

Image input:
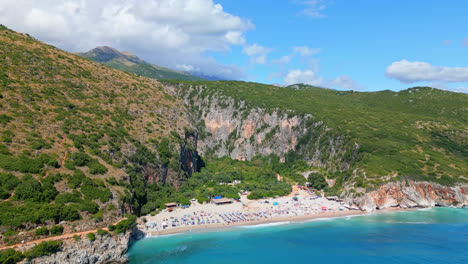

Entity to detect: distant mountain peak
[77,46,203,81]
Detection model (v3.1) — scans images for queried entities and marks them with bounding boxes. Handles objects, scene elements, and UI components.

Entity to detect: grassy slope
[164,80,468,186]
[0,25,190,232]
[79,48,203,81]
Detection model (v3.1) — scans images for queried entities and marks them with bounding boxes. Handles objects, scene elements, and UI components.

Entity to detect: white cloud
[463,37,468,47]
[327,75,364,90]
[242,43,272,65]
[271,45,321,65]
[272,55,293,64]
[242,43,270,56]
[293,46,321,57]
[300,0,329,18]
[453,86,468,94]
[385,60,468,83]
[0,0,253,79]
[283,69,322,86]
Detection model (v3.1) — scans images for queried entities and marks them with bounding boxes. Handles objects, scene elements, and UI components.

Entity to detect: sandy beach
[140,187,393,237]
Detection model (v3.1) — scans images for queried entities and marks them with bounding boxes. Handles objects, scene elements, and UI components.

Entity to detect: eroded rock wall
[26,232,133,264]
[167,84,358,172]
[351,181,468,211]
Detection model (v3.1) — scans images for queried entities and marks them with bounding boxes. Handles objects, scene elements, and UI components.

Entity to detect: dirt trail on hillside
[0,219,125,251]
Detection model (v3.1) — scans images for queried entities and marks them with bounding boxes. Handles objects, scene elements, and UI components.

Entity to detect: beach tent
[273,202,279,206]
[213,196,222,199]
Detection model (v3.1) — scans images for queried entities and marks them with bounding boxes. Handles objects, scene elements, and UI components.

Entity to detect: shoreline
[143,207,412,237]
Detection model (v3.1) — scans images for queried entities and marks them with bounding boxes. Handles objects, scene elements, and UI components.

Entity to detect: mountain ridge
[77,46,204,81]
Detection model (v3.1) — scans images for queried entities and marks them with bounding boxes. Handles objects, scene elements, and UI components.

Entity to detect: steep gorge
[166,83,359,173]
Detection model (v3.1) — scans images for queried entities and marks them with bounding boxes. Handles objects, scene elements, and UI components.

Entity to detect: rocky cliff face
[351,181,468,211]
[166,84,358,172]
[26,232,133,264]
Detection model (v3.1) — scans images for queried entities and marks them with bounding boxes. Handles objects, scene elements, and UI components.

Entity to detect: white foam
[144,232,184,239]
[239,221,291,229]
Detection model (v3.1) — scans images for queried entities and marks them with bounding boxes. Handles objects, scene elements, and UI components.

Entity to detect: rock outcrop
[26,232,133,264]
[166,84,358,172]
[352,181,468,211]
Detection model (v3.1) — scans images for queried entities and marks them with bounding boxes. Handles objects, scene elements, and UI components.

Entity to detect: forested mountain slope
[77,46,203,81]
[164,80,467,194]
[0,25,200,245]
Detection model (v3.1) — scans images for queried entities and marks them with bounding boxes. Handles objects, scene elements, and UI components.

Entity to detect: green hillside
[164,80,468,190]
[0,25,197,240]
[77,46,203,81]
[0,24,467,250]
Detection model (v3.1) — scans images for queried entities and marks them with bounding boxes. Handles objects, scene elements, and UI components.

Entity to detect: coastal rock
[26,232,132,264]
[353,181,468,211]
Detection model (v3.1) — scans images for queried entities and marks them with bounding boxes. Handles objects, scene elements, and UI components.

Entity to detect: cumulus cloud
[272,55,293,65]
[299,0,329,18]
[242,43,272,64]
[385,60,468,83]
[271,45,321,65]
[283,69,323,86]
[0,0,253,79]
[293,46,321,57]
[327,75,364,90]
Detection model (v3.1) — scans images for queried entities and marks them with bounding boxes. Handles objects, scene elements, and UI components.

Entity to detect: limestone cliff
[24,232,133,264]
[350,181,468,211]
[166,84,359,172]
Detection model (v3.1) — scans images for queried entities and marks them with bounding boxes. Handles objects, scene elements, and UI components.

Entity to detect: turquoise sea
[127,208,468,264]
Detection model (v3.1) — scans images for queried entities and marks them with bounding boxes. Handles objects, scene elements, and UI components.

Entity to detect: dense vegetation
[0,25,193,244]
[164,80,468,192]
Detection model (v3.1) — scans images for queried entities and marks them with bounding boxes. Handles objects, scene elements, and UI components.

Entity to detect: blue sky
[211,0,468,92]
[1,0,467,92]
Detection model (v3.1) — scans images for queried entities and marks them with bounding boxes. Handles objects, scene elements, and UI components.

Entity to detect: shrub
[60,206,81,222]
[72,152,91,167]
[79,200,99,214]
[87,232,96,242]
[73,235,80,241]
[97,229,110,237]
[2,229,18,237]
[25,240,62,260]
[107,224,116,232]
[87,160,107,174]
[14,174,42,202]
[67,170,86,189]
[0,144,9,155]
[0,248,24,263]
[113,215,137,234]
[35,227,49,236]
[50,225,64,236]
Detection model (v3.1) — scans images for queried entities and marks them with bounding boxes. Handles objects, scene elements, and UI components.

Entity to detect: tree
[14,175,42,202]
[35,227,49,236]
[308,173,327,190]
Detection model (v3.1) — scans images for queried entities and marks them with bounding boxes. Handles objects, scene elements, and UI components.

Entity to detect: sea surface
[127,208,468,264]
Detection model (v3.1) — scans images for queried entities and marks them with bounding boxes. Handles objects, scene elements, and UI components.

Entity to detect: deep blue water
[127,208,468,264]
